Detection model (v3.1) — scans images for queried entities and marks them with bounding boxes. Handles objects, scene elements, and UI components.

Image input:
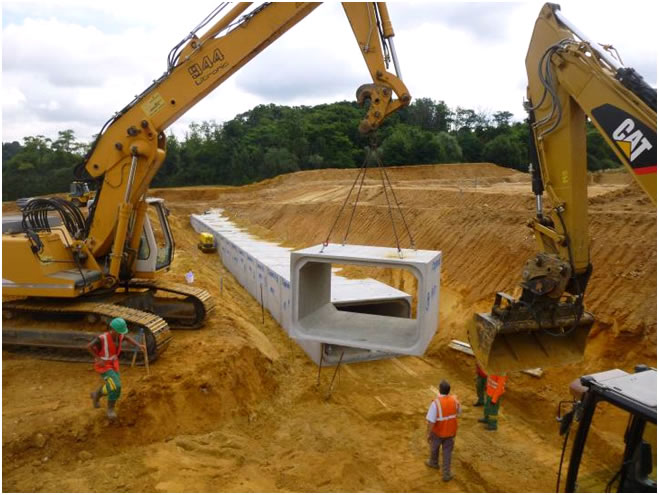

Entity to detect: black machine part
[558,367,656,493]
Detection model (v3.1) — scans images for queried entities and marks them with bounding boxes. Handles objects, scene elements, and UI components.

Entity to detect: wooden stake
[143,341,150,375]
[131,328,144,368]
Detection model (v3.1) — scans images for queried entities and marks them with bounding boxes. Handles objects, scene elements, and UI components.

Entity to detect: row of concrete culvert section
[190,210,442,366]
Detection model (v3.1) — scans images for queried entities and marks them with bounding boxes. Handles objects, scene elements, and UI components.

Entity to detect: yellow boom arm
[526,3,656,276]
[81,2,410,282]
[470,2,656,373]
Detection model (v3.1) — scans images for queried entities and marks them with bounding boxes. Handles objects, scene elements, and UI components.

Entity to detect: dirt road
[3,164,656,492]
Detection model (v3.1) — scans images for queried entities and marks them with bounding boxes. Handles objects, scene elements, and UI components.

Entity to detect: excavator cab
[556,366,657,493]
[135,198,174,276]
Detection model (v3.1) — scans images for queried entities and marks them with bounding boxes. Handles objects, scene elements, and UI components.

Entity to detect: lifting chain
[321,134,416,257]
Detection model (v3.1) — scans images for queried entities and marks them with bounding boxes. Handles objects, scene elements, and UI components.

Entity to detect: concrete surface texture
[191,210,419,365]
[291,243,442,355]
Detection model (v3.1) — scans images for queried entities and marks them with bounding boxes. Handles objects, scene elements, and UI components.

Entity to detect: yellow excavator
[469,3,656,373]
[2,3,411,363]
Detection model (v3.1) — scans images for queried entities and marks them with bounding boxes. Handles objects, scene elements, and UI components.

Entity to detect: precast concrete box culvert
[191,212,425,365]
[290,244,442,356]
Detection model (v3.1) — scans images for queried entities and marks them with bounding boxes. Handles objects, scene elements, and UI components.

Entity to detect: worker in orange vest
[425,379,461,482]
[86,318,145,420]
[478,373,507,431]
[474,362,487,407]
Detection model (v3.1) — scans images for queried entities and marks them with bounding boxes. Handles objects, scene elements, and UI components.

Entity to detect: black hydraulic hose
[527,109,544,198]
[541,206,584,339]
[615,67,657,112]
[556,424,571,492]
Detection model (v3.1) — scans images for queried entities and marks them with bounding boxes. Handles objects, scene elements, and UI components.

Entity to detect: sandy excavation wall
[2,163,653,493]
[197,163,656,372]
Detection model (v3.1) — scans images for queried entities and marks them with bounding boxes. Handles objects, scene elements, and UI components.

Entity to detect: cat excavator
[2,2,411,363]
[469,3,656,373]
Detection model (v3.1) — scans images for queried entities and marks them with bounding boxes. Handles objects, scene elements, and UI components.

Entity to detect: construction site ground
[2,163,656,492]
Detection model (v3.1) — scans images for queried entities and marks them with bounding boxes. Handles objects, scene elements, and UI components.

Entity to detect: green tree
[492,111,513,128]
[456,130,483,162]
[381,124,442,165]
[263,147,300,177]
[482,134,525,170]
[586,124,621,171]
[437,131,463,163]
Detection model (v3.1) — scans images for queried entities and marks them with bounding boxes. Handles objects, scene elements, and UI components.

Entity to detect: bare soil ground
[3,164,656,492]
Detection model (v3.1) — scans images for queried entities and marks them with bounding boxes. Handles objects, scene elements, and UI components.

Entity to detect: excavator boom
[469,2,657,373]
[2,2,410,363]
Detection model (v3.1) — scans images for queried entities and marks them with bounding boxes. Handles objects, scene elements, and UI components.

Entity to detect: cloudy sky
[2,0,657,143]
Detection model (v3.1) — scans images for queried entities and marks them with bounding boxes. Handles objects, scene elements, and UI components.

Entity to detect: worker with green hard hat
[86,317,146,420]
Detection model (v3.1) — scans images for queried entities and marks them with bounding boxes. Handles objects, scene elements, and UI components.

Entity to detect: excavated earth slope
[3,163,656,492]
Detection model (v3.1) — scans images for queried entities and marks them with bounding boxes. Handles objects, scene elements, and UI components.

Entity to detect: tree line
[2,98,621,200]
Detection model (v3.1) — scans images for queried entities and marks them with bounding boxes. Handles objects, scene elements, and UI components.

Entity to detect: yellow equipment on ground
[66,180,96,207]
[469,3,656,373]
[197,232,216,253]
[2,3,410,363]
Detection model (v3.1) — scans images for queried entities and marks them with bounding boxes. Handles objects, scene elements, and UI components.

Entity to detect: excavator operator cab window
[570,390,656,492]
[137,231,151,261]
[150,201,173,270]
[70,182,89,196]
[134,199,174,274]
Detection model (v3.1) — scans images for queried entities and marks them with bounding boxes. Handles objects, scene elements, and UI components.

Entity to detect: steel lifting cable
[341,156,370,246]
[377,154,416,251]
[321,151,370,252]
[375,154,402,255]
[322,141,417,256]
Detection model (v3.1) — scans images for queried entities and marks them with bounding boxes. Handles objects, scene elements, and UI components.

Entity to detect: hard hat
[109,317,128,334]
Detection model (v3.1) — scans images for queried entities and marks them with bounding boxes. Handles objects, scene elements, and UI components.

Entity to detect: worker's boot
[486,420,498,431]
[106,400,118,420]
[90,386,103,409]
[478,416,489,423]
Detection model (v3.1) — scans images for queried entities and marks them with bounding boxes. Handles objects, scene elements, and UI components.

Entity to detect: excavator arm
[68,3,409,287]
[469,2,657,373]
[1,2,410,363]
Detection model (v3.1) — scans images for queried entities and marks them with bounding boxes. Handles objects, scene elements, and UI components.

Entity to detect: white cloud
[1,0,656,144]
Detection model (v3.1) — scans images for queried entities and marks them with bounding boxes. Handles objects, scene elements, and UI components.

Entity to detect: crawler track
[2,299,172,364]
[126,279,216,328]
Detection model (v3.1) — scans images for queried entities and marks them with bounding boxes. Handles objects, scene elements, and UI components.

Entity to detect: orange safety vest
[431,395,459,438]
[486,374,507,404]
[93,332,124,373]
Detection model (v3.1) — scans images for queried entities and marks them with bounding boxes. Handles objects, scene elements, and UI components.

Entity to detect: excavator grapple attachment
[468,292,594,374]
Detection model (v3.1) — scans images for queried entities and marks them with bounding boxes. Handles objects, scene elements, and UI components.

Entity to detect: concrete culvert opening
[334,299,411,318]
[291,244,441,356]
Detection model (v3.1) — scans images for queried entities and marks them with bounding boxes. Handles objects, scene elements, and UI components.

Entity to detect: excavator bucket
[468,292,594,374]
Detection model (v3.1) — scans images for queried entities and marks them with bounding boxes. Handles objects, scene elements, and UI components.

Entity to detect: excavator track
[123,278,216,329]
[2,299,172,364]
